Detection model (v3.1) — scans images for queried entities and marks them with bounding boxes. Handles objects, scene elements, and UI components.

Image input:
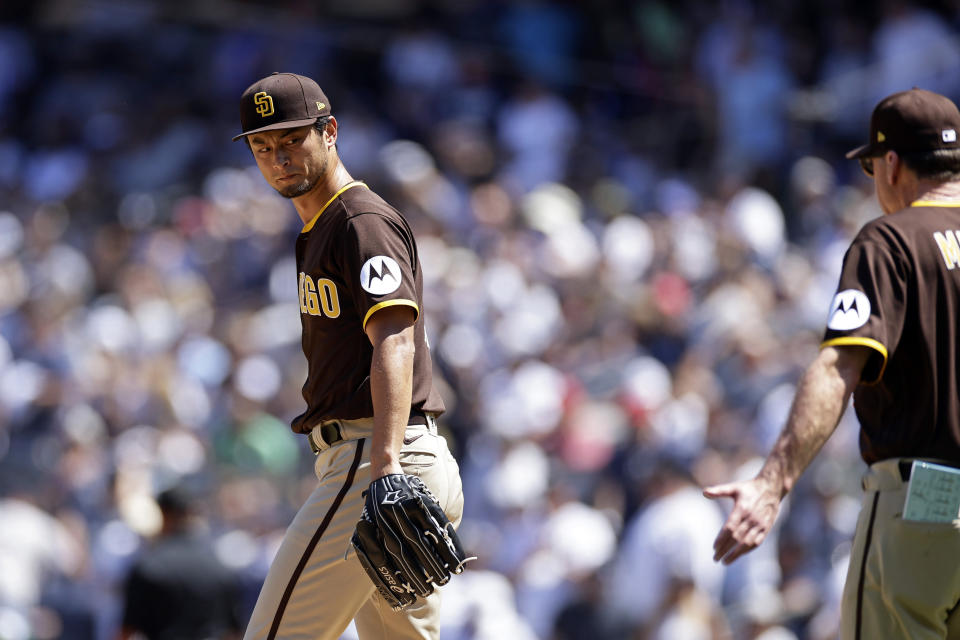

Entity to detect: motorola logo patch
[827,289,871,331]
[360,256,402,295]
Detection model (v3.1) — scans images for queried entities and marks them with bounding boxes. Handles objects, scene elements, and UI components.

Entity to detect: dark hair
[157,486,194,516]
[313,115,333,135]
[900,149,960,182]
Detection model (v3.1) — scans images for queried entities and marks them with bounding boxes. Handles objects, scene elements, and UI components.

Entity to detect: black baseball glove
[350,474,473,611]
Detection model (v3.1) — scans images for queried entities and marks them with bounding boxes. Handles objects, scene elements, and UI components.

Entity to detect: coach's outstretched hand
[351,474,474,611]
[704,476,783,565]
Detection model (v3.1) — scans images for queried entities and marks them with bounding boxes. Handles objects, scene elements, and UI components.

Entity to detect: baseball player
[705,88,960,638]
[233,72,467,640]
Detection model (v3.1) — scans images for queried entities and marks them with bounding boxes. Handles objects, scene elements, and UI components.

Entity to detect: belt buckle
[309,421,342,454]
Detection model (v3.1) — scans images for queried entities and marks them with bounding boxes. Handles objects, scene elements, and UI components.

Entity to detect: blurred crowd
[1,1,959,639]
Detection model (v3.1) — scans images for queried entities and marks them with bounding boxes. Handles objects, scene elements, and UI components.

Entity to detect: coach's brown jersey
[290,182,444,434]
[821,201,960,464]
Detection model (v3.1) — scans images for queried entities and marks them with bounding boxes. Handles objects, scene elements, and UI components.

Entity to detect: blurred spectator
[605,455,725,636]
[497,83,579,192]
[497,0,580,87]
[119,486,242,640]
[0,476,87,639]
[871,0,960,103]
[698,15,795,177]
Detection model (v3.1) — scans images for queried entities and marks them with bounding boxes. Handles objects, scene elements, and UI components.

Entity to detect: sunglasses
[858,156,876,177]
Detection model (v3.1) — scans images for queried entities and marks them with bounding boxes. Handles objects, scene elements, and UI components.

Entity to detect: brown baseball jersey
[821,201,960,464]
[290,181,444,434]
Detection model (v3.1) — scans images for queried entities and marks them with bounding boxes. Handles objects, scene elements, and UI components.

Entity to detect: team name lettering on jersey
[299,273,341,318]
[933,230,960,269]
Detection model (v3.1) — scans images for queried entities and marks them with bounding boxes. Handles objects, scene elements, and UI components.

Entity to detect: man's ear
[885,150,901,186]
[325,116,339,148]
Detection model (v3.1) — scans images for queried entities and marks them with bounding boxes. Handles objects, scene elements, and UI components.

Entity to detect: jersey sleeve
[821,233,907,384]
[341,212,420,331]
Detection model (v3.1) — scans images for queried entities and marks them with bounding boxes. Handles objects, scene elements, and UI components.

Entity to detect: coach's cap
[846,88,960,159]
[233,72,331,141]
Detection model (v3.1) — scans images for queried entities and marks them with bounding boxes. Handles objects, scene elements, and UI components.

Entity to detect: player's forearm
[758,346,861,497]
[369,328,415,480]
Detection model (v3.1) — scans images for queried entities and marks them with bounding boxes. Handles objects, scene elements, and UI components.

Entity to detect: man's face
[248,124,329,199]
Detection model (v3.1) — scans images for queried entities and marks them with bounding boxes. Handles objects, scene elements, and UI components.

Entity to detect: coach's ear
[884,150,901,186]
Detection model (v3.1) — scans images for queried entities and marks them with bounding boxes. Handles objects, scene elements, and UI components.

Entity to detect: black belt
[309,408,430,454]
[898,459,960,481]
[408,408,430,426]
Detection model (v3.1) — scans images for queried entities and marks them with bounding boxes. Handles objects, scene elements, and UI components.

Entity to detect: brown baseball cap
[846,88,960,159]
[232,72,331,141]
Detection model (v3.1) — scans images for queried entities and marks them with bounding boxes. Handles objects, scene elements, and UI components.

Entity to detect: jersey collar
[911,199,960,208]
[301,181,368,233]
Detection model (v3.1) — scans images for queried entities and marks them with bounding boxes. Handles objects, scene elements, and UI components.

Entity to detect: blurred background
[0,0,958,638]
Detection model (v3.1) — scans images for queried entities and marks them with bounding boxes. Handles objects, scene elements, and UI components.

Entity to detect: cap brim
[845,142,877,159]
[231,117,319,142]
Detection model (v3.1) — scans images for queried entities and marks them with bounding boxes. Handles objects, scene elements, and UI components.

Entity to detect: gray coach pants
[243,418,465,640]
[840,458,960,639]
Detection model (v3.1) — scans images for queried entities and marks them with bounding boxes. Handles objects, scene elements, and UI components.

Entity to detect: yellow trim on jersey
[820,336,889,384]
[362,299,420,332]
[301,181,368,233]
[911,200,960,208]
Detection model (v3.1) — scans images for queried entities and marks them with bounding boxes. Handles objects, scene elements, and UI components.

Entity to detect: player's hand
[703,476,783,565]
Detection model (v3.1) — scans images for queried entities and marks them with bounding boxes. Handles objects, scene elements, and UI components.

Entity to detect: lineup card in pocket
[902,461,960,523]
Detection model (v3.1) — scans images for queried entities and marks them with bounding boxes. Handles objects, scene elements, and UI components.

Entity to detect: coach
[705,88,960,639]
